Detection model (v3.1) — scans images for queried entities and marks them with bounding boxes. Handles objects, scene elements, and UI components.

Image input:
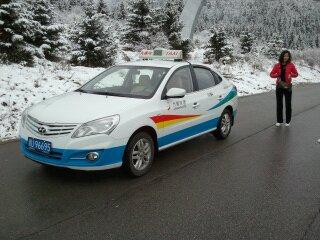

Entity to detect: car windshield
[78,66,169,99]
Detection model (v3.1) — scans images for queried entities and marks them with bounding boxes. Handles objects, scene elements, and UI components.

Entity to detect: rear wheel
[123,132,155,177]
[213,109,232,140]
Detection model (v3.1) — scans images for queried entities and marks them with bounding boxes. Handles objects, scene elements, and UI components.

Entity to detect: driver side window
[166,67,193,93]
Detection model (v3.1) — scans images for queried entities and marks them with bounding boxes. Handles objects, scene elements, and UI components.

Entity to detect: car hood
[27,92,147,124]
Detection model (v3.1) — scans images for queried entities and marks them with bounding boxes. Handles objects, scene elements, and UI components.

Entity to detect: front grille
[25,115,78,136]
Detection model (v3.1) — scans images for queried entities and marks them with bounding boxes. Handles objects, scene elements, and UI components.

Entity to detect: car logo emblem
[38,126,47,134]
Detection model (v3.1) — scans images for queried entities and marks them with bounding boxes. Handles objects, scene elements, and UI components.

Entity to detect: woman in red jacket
[270,50,298,127]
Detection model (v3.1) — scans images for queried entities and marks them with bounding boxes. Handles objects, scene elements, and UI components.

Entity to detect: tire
[213,109,232,140]
[123,132,155,177]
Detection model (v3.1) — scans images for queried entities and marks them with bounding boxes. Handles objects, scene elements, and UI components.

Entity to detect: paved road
[1,84,320,240]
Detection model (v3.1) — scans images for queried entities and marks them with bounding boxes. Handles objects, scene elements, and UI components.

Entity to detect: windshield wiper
[76,89,89,93]
[76,89,124,97]
[90,91,112,96]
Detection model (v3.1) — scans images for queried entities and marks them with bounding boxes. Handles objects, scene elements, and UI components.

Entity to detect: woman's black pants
[276,87,292,124]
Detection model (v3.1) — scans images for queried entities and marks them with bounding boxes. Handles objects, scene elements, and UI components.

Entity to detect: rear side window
[194,67,216,90]
[211,71,223,85]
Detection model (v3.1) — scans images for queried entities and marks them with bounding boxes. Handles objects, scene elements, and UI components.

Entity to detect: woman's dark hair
[279,50,292,63]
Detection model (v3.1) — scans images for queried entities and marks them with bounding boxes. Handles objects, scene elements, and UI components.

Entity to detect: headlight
[72,115,120,138]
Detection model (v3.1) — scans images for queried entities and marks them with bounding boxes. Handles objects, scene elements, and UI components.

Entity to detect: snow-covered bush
[150,31,169,49]
[292,49,320,68]
[252,61,264,72]
[263,34,284,58]
[240,32,254,54]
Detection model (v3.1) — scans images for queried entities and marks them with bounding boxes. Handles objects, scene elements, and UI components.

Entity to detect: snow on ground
[0,62,104,140]
[1,52,320,140]
[213,59,320,96]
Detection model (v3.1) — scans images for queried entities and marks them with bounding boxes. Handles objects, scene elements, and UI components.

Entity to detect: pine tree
[97,0,109,17]
[162,1,182,44]
[162,0,191,59]
[150,7,165,34]
[53,0,69,11]
[287,32,295,49]
[240,32,254,54]
[122,0,152,51]
[175,0,184,13]
[32,0,65,61]
[71,1,117,67]
[118,2,127,20]
[195,0,320,50]
[204,27,233,63]
[69,0,81,7]
[180,39,193,60]
[264,34,284,58]
[0,0,37,65]
[293,35,304,50]
[149,7,169,49]
[315,35,320,48]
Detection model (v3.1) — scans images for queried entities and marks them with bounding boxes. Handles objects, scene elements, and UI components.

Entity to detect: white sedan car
[19,50,238,176]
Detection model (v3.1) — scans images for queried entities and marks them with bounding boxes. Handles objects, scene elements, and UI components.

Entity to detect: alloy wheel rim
[131,139,152,171]
[221,113,231,135]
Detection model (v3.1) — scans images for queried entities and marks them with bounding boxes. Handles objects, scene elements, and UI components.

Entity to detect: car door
[192,66,225,123]
[157,66,206,149]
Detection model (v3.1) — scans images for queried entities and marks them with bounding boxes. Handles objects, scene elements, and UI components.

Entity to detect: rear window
[211,71,223,85]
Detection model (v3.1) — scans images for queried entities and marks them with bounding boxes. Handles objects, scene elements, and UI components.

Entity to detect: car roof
[116,60,222,76]
[118,60,189,69]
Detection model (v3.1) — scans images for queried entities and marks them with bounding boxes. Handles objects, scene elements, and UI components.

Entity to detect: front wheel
[123,132,155,177]
[212,109,232,140]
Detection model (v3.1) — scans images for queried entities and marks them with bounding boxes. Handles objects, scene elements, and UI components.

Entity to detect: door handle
[218,95,223,101]
[193,102,200,109]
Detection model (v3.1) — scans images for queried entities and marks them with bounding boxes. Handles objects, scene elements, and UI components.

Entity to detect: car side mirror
[166,88,186,98]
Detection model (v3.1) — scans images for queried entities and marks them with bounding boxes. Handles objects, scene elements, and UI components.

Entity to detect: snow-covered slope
[196,0,320,49]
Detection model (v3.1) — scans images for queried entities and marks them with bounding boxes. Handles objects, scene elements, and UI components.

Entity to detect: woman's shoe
[285,123,290,127]
[275,123,281,127]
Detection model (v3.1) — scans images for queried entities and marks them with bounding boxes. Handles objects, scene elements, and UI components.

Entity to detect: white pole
[180,0,206,40]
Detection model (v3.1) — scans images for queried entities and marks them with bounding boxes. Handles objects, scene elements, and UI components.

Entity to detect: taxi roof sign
[139,49,183,61]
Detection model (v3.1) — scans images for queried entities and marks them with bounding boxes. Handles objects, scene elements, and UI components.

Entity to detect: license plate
[28,137,52,154]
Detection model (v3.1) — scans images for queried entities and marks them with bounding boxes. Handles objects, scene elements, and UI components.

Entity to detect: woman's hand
[270,64,281,78]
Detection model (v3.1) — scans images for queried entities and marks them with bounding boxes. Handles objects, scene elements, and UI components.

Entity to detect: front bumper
[20,138,126,170]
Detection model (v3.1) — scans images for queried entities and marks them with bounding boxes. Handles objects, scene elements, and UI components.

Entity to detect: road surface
[1,84,320,240]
